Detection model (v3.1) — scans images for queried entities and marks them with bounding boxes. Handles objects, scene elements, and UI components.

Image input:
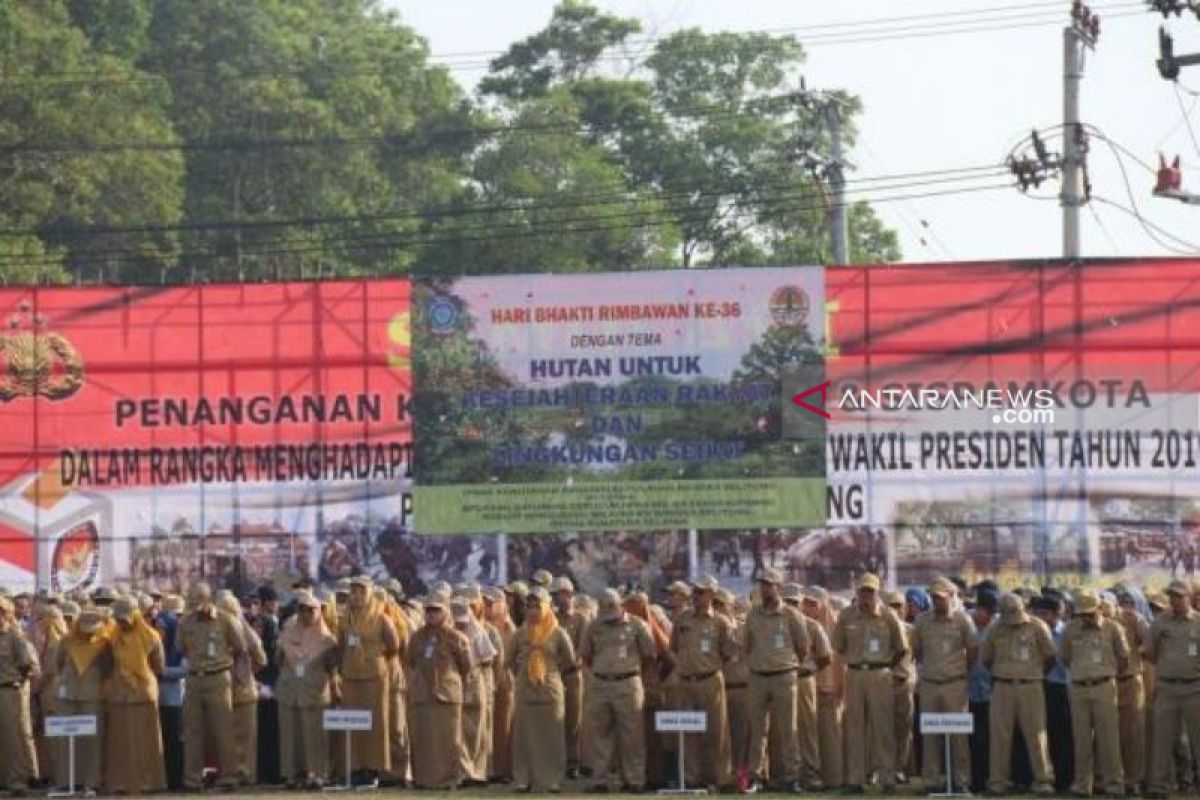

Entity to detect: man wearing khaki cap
[580,588,655,791]
[1059,588,1128,797]
[742,567,809,792]
[670,575,737,791]
[832,573,908,793]
[981,593,1056,795]
[1144,579,1200,799]
[883,590,916,785]
[0,595,38,794]
[912,576,976,792]
[781,583,831,790]
[551,576,587,778]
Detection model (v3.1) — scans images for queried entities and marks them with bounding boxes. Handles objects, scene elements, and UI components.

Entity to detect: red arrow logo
[791,379,831,419]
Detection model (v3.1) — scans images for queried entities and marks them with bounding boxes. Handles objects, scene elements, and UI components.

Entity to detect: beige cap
[527,586,551,603]
[551,576,574,594]
[384,578,405,598]
[692,575,719,593]
[883,590,904,607]
[802,585,829,603]
[782,583,804,602]
[335,577,352,594]
[349,574,372,588]
[505,580,528,595]
[1073,589,1100,614]
[78,608,106,633]
[456,583,483,602]
[598,588,622,621]
[714,588,735,606]
[481,586,503,602]
[530,569,553,588]
[1000,593,1024,617]
[757,568,784,586]
[162,595,184,615]
[293,590,320,609]
[1167,579,1190,597]
[928,577,954,598]
[187,582,213,609]
[666,580,692,596]
[112,597,137,623]
[60,599,81,618]
[858,573,882,591]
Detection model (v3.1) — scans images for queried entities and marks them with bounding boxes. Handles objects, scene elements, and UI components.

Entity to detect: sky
[385,0,1200,265]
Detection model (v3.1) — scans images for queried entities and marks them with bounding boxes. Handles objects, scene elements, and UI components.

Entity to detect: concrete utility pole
[795,79,851,264]
[1062,1,1100,259]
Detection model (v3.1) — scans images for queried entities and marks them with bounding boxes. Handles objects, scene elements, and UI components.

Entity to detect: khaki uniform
[52,637,110,789]
[832,603,907,789]
[338,604,399,775]
[406,624,471,789]
[912,607,974,787]
[178,608,245,789]
[722,617,752,777]
[796,616,831,788]
[981,613,1056,793]
[511,625,576,792]
[556,608,587,773]
[1059,615,1129,795]
[1145,608,1200,795]
[491,620,517,781]
[1116,609,1149,789]
[384,605,410,785]
[582,613,655,787]
[813,614,845,789]
[0,626,38,791]
[229,618,267,785]
[892,621,916,781]
[105,630,167,793]
[276,632,337,785]
[743,603,809,785]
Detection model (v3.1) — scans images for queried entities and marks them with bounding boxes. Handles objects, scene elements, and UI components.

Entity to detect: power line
[0,181,1014,271]
[1174,80,1200,159]
[1092,195,1200,254]
[0,163,1005,239]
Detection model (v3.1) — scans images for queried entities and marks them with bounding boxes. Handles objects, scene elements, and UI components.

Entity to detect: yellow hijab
[64,613,111,676]
[111,611,161,693]
[525,597,558,686]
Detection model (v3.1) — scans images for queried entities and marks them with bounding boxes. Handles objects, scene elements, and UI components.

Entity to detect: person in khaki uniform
[178,581,245,791]
[581,588,655,791]
[338,575,399,787]
[743,567,809,792]
[1059,588,1129,797]
[912,576,976,791]
[884,590,917,785]
[105,597,167,794]
[379,581,411,788]
[1144,579,1200,799]
[802,586,845,790]
[717,588,752,786]
[1115,587,1150,793]
[52,606,110,793]
[451,591,499,787]
[832,572,907,793]
[670,575,738,791]
[216,592,267,786]
[781,583,832,790]
[407,591,472,790]
[0,595,38,793]
[484,586,516,783]
[31,603,65,783]
[276,590,338,789]
[511,586,577,793]
[551,576,587,779]
[981,592,1056,795]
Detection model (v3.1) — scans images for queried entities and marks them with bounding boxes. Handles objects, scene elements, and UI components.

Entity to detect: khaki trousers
[587,675,646,787]
[279,702,327,783]
[795,674,821,787]
[230,699,257,784]
[747,669,798,784]
[183,671,237,789]
[563,669,582,768]
[988,680,1052,793]
[387,682,409,783]
[726,683,750,774]
[676,672,730,788]
[1148,682,1200,794]
[492,673,514,780]
[893,679,915,778]
[1069,679,1123,795]
[919,678,970,786]
[459,699,487,782]
[844,668,895,788]
[817,691,844,788]
[0,685,37,790]
[1118,674,1145,787]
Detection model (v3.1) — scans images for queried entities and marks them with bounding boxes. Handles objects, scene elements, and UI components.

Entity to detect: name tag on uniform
[867,638,881,655]
[773,632,786,650]
[206,640,217,658]
[294,663,306,678]
[699,638,712,654]
[1190,642,1198,657]
[1018,646,1031,662]
[942,640,952,655]
[347,634,360,648]
[1091,649,1103,665]
[618,645,628,660]
[57,683,68,700]
[424,643,434,660]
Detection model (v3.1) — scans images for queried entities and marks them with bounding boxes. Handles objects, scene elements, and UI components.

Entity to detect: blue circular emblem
[426,296,459,334]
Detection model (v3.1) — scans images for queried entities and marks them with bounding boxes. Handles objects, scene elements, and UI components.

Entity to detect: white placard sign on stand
[920,712,974,797]
[323,709,374,792]
[46,715,98,797]
[655,711,708,795]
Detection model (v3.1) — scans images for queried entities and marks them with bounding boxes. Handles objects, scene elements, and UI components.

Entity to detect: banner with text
[413,268,825,533]
[0,281,412,594]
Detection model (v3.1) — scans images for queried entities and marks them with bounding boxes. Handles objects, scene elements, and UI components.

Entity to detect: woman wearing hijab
[406,591,471,790]
[338,576,399,787]
[217,592,267,786]
[511,586,576,793]
[105,597,166,793]
[52,607,111,793]
[483,586,516,783]
[452,591,499,786]
[276,590,338,789]
[155,594,187,791]
[623,590,675,789]
[377,584,411,789]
